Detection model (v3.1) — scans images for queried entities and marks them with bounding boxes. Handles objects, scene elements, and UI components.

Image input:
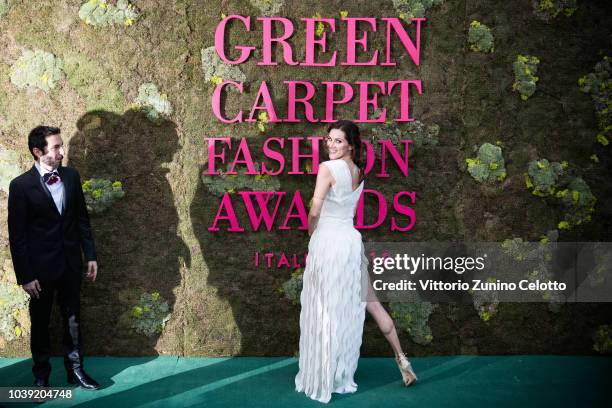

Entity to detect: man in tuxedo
[8,126,100,389]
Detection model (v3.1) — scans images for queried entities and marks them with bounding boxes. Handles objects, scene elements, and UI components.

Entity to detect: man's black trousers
[29,267,83,380]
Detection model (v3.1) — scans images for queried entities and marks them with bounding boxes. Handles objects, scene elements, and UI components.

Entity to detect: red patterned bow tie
[43,171,60,185]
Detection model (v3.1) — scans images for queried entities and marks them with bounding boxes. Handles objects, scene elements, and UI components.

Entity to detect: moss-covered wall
[0,0,611,357]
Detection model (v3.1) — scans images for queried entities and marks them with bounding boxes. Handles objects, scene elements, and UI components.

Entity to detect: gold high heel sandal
[395,353,418,386]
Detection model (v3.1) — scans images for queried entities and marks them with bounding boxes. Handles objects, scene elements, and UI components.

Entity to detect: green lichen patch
[471,277,501,322]
[525,265,563,310]
[0,260,29,344]
[201,46,247,88]
[501,237,532,262]
[0,282,28,344]
[555,177,596,229]
[132,83,173,121]
[78,0,140,28]
[63,54,125,113]
[9,48,65,92]
[82,178,125,214]
[405,120,440,148]
[249,0,285,16]
[501,233,563,309]
[526,159,564,196]
[533,0,577,22]
[579,56,611,148]
[593,324,612,354]
[279,268,303,305]
[369,119,439,157]
[468,21,494,53]
[392,0,445,22]
[256,111,268,133]
[525,159,596,229]
[202,163,280,197]
[512,55,540,101]
[0,148,22,193]
[389,293,435,345]
[466,143,506,183]
[0,0,10,19]
[588,244,611,287]
[129,292,171,337]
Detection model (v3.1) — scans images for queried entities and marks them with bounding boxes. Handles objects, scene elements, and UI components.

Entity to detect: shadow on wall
[58,110,190,356]
[190,133,312,355]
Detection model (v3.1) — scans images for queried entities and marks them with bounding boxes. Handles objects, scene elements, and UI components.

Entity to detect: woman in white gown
[295,120,417,403]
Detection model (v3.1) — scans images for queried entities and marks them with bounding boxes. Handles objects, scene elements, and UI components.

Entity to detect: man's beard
[41,157,62,169]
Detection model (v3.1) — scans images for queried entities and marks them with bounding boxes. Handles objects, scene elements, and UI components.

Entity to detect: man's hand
[23,279,42,299]
[86,261,98,282]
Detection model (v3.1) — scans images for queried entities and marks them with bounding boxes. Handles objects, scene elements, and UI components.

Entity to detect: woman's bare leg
[366,299,404,357]
[364,273,417,385]
[366,284,404,356]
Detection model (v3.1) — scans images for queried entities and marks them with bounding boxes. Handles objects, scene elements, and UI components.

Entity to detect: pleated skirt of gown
[295,219,368,403]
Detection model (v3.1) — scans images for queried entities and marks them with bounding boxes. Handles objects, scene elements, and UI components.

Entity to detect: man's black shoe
[67,368,100,390]
[33,377,49,387]
[33,377,49,404]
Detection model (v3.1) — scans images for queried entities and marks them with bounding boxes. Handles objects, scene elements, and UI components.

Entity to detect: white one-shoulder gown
[295,159,369,403]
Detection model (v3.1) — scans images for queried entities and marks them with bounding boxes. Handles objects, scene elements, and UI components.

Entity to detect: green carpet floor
[0,356,610,407]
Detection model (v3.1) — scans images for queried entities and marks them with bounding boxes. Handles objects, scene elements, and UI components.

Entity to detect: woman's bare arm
[308,164,333,236]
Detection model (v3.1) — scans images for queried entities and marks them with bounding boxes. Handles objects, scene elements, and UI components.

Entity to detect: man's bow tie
[43,171,60,185]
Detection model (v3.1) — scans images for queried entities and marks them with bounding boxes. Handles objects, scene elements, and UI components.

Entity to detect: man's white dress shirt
[35,161,64,215]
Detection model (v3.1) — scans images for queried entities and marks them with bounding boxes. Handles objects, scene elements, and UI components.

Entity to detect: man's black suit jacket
[7,165,97,285]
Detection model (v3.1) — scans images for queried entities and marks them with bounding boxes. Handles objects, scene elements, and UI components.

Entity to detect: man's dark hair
[28,126,61,159]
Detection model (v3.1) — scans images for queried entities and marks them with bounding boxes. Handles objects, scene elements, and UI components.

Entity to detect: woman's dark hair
[327,120,365,182]
[28,126,60,159]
